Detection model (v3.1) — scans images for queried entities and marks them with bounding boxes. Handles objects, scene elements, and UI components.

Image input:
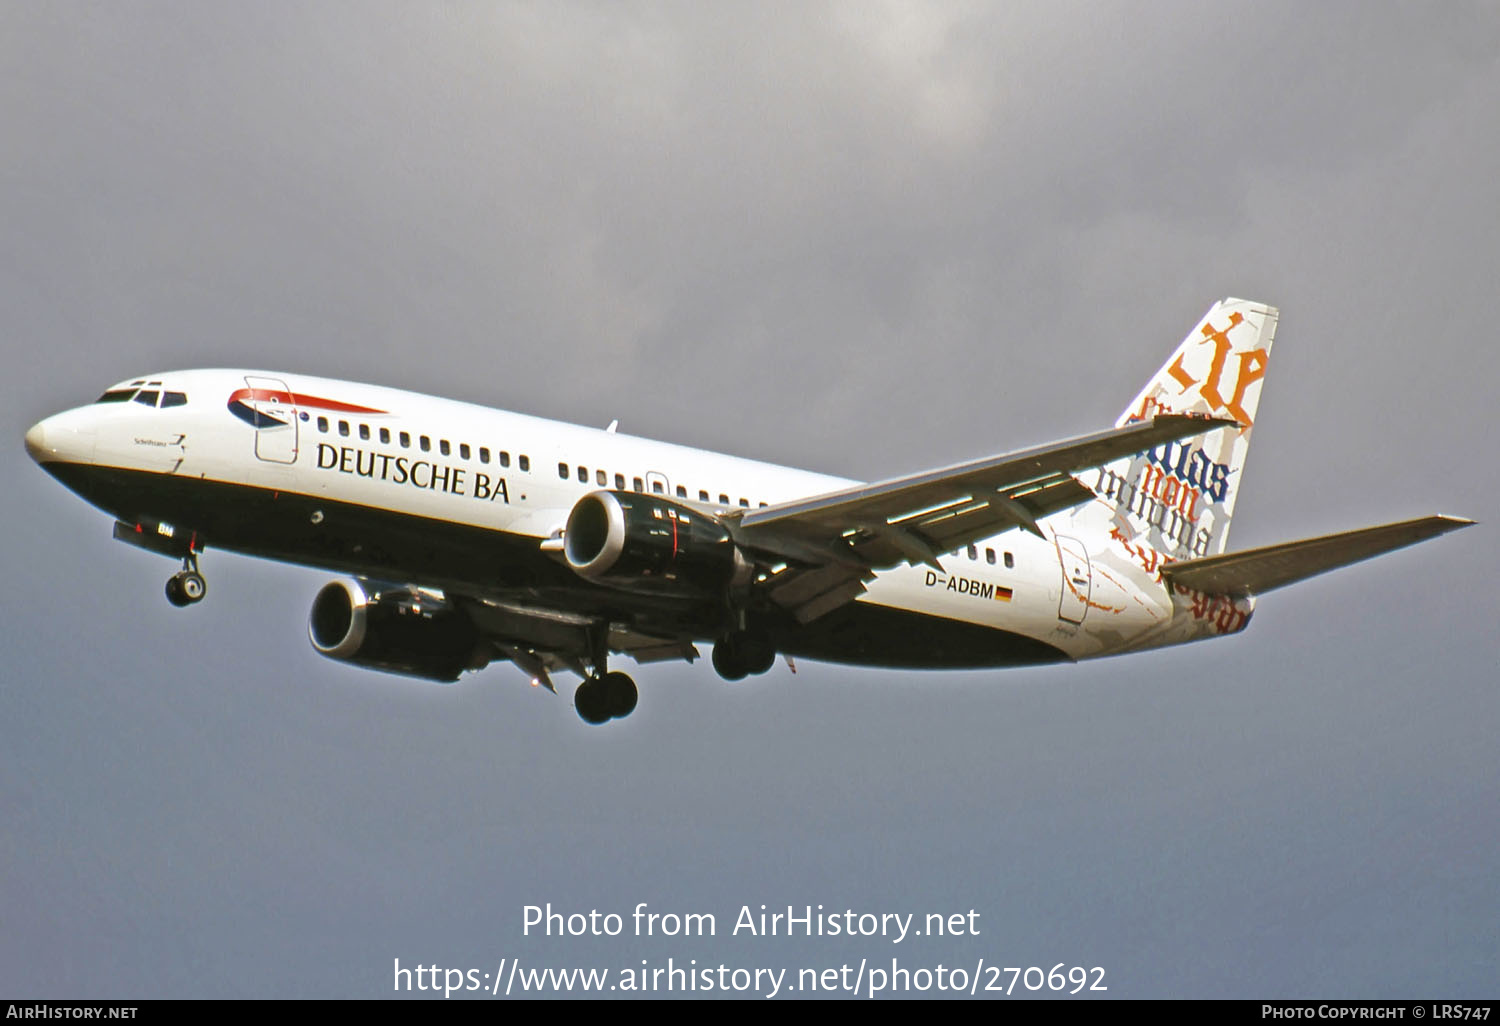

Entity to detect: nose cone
[26,408,103,498]
[24,410,93,467]
[24,419,48,463]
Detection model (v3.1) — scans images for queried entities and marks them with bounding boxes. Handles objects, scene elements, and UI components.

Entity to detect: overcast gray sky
[3,1,1496,999]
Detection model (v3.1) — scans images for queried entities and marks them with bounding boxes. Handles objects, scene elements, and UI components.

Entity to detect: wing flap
[1160,515,1475,597]
[891,476,1098,550]
[765,563,874,623]
[456,595,700,684]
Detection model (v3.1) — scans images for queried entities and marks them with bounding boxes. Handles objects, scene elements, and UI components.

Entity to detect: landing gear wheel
[165,574,190,607]
[712,638,749,681]
[713,631,775,680]
[166,570,206,607]
[601,671,638,718]
[164,548,207,608]
[180,571,206,603]
[741,634,776,676]
[574,678,612,725]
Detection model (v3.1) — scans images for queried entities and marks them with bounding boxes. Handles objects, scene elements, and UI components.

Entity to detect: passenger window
[519,455,530,471]
[399,431,411,448]
[317,417,329,432]
[479,447,490,464]
[134,390,159,407]
[460,443,470,460]
[1004,552,1014,569]
[577,466,588,483]
[633,477,644,492]
[597,470,607,486]
[759,502,768,508]
[719,494,729,506]
[986,548,996,565]
[967,544,977,560]
[379,427,390,444]
[652,481,664,494]
[161,392,187,408]
[359,424,370,441]
[499,451,510,468]
[699,489,709,502]
[439,439,450,456]
[339,421,350,437]
[558,462,569,479]
[420,436,431,452]
[676,485,687,498]
[616,473,626,490]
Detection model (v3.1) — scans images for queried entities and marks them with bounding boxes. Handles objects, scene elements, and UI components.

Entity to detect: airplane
[24,298,1473,724]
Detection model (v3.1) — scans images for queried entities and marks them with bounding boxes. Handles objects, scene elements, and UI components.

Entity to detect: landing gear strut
[712,630,776,681]
[165,553,207,608]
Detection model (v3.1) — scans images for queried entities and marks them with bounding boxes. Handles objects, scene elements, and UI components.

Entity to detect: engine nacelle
[564,490,747,595]
[308,579,488,682]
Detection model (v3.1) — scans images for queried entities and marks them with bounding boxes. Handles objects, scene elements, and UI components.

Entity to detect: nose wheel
[165,555,207,607]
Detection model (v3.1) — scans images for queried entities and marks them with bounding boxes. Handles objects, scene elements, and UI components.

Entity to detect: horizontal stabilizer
[1160,515,1475,597]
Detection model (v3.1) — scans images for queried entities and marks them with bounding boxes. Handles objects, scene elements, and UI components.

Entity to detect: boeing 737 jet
[24,299,1472,723]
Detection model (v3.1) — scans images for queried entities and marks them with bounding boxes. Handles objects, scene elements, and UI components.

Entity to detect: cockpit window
[99,386,186,407]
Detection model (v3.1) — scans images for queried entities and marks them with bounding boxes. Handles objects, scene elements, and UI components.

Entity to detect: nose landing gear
[165,554,207,607]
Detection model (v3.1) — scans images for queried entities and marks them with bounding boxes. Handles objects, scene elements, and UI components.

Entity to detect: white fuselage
[26,369,1248,671]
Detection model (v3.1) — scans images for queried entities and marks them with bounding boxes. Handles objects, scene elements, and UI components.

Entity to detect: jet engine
[308,579,488,682]
[563,490,749,595]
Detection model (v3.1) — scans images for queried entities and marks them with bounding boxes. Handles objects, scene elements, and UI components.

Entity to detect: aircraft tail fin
[1087,298,1279,559]
[1160,515,1475,597]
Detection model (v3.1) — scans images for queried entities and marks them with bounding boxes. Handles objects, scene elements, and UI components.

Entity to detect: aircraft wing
[732,414,1235,622]
[1159,515,1475,597]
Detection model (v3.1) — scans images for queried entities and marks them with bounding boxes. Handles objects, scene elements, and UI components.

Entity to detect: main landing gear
[712,630,776,681]
[574,626,638,725]
[165,554,207,608]
[574,671,638,725]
